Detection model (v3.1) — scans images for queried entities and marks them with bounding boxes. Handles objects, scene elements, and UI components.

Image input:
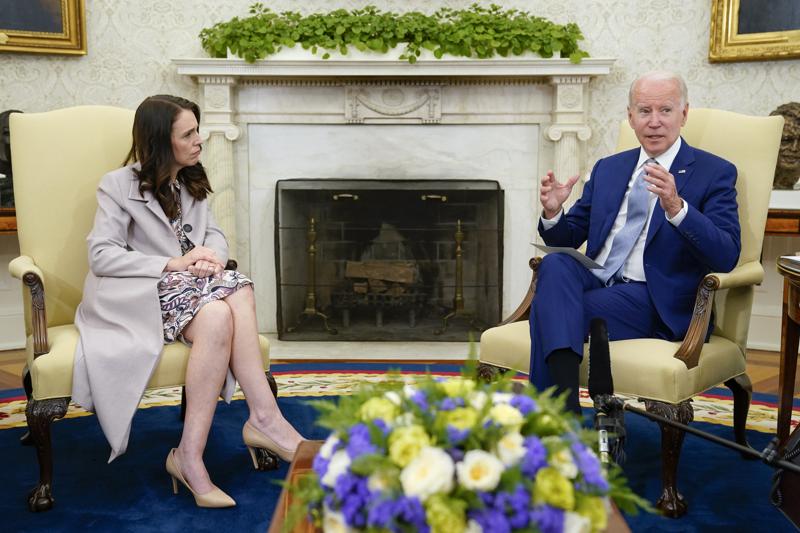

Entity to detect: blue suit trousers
[528,253,671,390]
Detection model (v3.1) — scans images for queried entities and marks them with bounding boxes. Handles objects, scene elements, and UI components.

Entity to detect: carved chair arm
[673,261,764,370]
[8,255,48,357]
[498,257,542,325]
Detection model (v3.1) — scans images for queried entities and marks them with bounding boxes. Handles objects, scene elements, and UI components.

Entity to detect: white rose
[400,447,455,501]
[384,391,402,405]
[319,434,340,460]
[321,449,351,488]
[491,392,513,404]
[563,511,591,533]
[403,384,418,398]
[551,447,578,479]
[488,403,523,428]
[495,431,526,466]
[322,505,355,533]
[468,390,488,410]
[394,412,416,427]
[456,449,504,492]
[465,519,483,533]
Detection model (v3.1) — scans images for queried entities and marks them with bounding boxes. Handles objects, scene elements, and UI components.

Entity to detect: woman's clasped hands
[166,246,224,277]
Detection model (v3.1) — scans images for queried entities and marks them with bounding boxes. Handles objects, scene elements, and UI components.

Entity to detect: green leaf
[199,3,588,64]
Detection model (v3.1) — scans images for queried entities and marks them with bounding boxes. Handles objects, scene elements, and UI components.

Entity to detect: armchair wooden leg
[179,386,187,422]
[476,362,507,382]
[724,373,754,457]
[644,399,693,518]
[20,367,34,446]
[25,397,69,512]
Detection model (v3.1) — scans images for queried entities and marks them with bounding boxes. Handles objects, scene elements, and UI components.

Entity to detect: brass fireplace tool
[286,217,337,335]
[435,219,483,335]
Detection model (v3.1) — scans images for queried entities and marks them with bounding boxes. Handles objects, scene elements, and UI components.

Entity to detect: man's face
[627,78,688,158]
[778,116,800,172]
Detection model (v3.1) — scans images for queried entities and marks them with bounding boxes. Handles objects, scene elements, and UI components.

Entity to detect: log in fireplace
[276,179,503,341]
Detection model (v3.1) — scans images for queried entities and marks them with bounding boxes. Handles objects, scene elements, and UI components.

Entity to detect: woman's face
[170,109,202,174]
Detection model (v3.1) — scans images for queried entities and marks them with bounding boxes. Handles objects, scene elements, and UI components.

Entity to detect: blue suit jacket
[539,139,741,339]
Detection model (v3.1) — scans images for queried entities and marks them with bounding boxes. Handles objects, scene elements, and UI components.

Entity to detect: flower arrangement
[288,365,648,533]
[200,3,589,64]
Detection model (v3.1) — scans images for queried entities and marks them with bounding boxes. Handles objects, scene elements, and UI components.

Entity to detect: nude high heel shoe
[165,448,236,508]
[242,421,297,467]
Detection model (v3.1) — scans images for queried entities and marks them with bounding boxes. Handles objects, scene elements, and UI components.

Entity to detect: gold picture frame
[0,0,86,55]
[710,0,800,62]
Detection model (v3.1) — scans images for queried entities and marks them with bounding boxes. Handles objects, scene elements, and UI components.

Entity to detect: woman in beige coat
[72,95,303,508]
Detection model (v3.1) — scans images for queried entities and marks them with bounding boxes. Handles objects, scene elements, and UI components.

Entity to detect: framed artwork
[0,0,86,55]
[710,0,800,62]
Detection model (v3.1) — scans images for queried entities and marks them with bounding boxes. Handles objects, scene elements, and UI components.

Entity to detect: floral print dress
[157,182,252,342]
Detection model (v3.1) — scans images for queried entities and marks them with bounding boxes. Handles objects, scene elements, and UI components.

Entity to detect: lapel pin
[677,169,686,174]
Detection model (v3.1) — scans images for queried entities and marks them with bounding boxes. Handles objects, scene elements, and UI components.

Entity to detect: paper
[532,243,603,269]
[780,255,800,264]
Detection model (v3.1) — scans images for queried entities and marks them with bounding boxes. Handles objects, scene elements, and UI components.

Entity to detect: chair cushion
[27,324,271,401]
[479,321,746,404]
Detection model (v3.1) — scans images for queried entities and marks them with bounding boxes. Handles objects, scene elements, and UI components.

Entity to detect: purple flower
[530,504,564,533]
[366,498,395,528]
[506,485,531,528]
[571,441,609,492]
[372,418,390,436]
[334,473,370,528]
[439,397,464,411]
[312,454,330,479]
[447,425,470,444]
[395,496,429,532]
[411,390,429,411]
[521,436,547,477]
[468,508,511,533]
[447,447,465,463]
[510,394,537,415]
[347,423,378,459]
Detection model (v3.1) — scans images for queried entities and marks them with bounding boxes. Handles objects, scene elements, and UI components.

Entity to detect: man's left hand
[643,163,682,218]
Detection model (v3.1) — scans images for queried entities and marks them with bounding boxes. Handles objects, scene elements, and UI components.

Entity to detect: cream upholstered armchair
[9,106,274,512]
[479,109,784,517]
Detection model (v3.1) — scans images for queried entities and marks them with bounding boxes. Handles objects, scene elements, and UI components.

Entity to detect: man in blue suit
[530,71,741,413]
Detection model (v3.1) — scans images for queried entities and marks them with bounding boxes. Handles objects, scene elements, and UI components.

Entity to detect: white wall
[1,0,798,349]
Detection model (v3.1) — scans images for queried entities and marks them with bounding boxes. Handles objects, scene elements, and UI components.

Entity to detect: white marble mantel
[173,56,614,334]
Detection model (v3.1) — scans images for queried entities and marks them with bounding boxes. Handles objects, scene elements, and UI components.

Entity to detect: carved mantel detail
[345,84,442,124]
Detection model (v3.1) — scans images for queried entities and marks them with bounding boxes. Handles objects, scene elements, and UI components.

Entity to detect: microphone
[587,318,626,464]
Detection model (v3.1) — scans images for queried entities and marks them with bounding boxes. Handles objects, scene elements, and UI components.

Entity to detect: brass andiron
[435,219,482,335]
[286,217,337,335]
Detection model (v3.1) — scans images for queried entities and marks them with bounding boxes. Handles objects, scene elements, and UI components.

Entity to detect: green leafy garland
[200,3,589,64]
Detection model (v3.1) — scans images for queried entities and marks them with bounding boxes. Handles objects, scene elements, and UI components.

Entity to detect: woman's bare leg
[175,301,233,494]
[224,285,302,451]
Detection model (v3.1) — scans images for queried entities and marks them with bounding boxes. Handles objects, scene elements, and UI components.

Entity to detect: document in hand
[532,243,603,270]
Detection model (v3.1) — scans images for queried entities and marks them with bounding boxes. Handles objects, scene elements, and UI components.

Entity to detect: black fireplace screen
[275,179,503,341]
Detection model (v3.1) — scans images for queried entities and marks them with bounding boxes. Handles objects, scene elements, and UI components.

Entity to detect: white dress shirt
[541,137,688,282]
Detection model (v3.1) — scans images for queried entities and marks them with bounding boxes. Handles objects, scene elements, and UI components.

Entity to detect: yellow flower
[445,407,478,430]
[488,403,524,429]
[388,425,431,467]
[425,494,467,533]
[440,377,475,397]
[359,396,398,423]
[533,467,575,510]
[576,495,608,532]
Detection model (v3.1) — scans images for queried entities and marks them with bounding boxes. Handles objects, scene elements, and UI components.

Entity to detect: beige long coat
[72,164,235,461]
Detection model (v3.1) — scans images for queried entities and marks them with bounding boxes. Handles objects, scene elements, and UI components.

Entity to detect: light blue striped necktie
[597,158,656,286]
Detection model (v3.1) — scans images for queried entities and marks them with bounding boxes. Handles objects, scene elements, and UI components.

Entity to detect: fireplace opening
[275,179,503,341]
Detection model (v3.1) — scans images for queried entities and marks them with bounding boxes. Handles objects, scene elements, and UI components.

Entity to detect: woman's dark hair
[126,95,212,220]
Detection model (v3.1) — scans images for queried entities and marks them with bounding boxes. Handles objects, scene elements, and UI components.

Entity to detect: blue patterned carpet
[1,362,797,532]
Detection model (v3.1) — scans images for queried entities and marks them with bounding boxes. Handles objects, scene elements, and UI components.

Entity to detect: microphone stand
[621,402,800,476]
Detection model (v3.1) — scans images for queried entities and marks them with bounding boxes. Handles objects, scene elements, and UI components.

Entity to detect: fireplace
[276,179,502,340]
[174,56,613,343]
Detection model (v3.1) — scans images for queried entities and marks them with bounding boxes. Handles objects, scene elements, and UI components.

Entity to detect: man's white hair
[628,71,688,107]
